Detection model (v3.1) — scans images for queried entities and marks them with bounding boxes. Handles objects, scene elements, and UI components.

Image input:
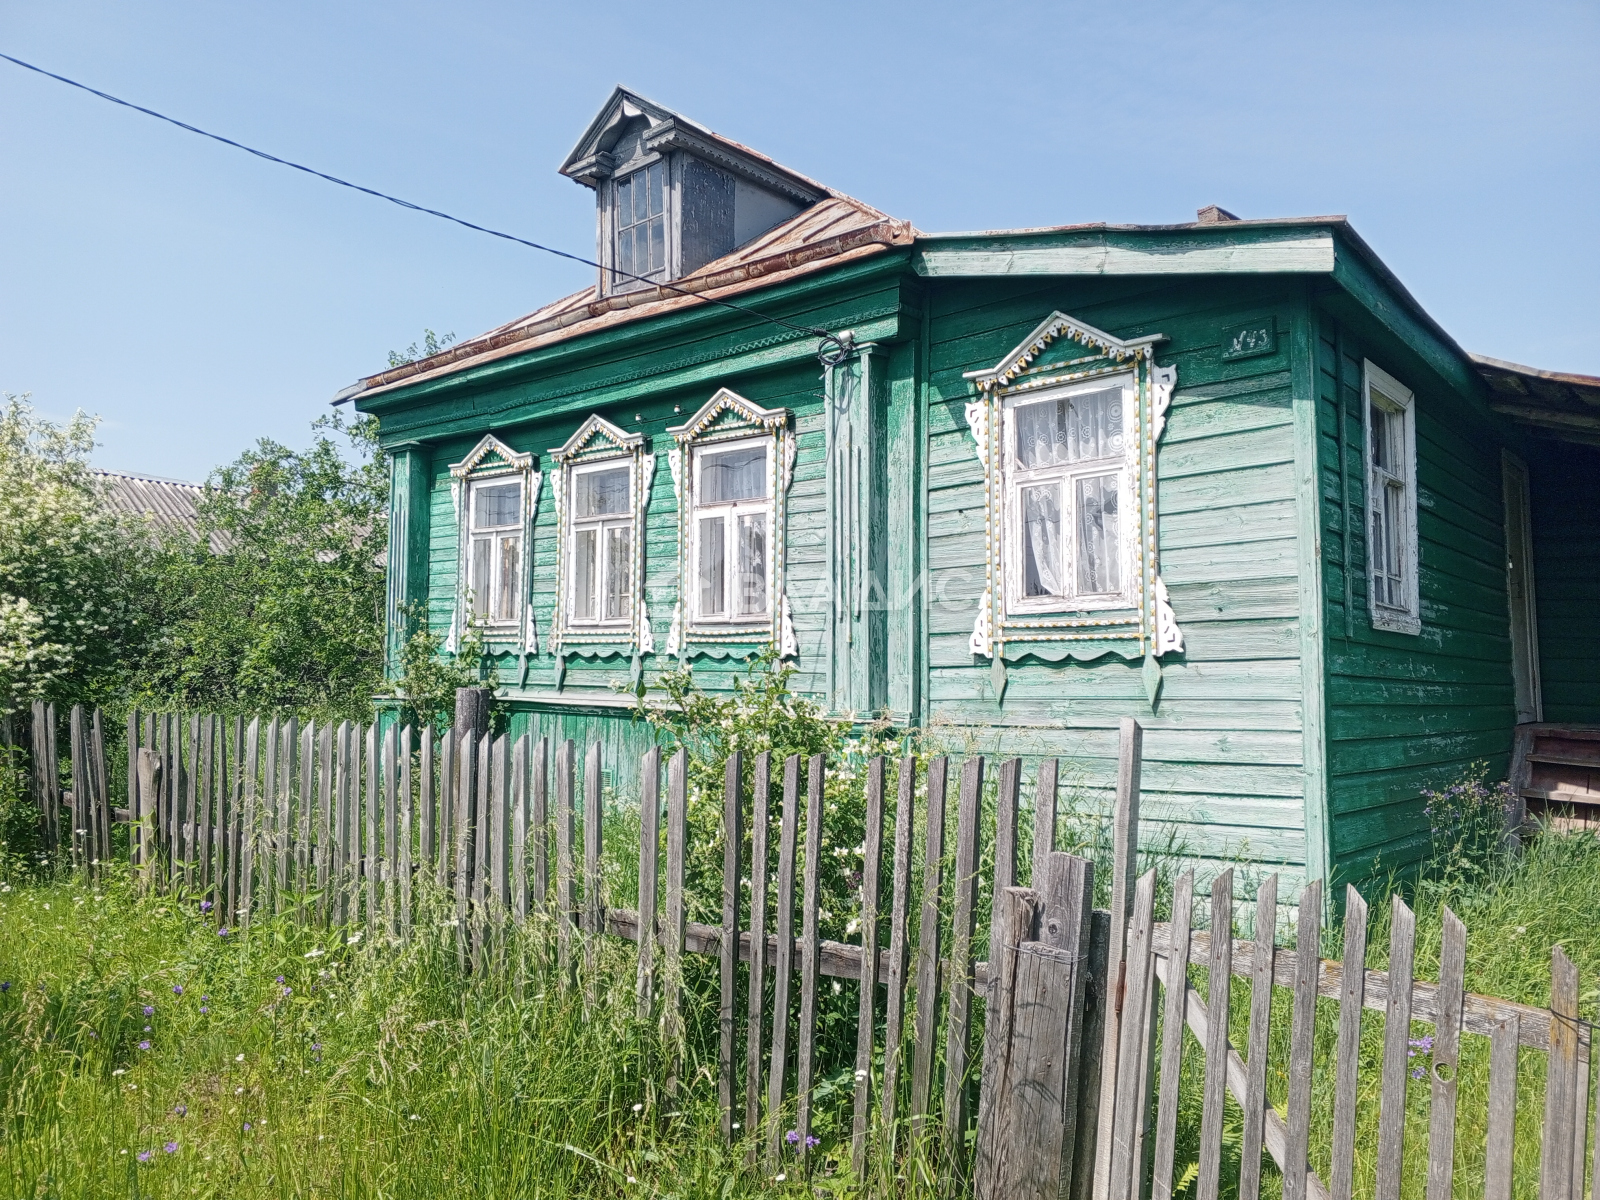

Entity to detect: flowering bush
[1422,761,1518,890]
[637,652,902,937]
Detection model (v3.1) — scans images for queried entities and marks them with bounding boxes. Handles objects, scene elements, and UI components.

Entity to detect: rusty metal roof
[346,195,915,402]
[1472,354,1600,445]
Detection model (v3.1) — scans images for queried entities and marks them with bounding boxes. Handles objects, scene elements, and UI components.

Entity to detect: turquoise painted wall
[921,276,1312,882]
[1315,311,1515,884]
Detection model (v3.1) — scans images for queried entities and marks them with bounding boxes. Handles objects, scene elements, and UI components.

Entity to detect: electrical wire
[0,50,855,366]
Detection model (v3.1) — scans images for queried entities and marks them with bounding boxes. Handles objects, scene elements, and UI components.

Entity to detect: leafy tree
[135,410,389,719]
[0,395,158,714]
[387,329,456,368]
[391,601,484,733]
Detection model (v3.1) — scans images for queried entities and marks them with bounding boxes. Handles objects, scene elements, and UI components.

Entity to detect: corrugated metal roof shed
[92,469,221,547]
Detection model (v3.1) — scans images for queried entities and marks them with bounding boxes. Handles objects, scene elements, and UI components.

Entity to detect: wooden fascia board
[1326,246,1482,402]
[357,249,913,420]
[373,304,905,448]
[911,226,1336,277]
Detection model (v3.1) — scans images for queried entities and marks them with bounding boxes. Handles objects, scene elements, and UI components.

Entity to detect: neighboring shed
[92,469,231,553]
[339,86,1600,891]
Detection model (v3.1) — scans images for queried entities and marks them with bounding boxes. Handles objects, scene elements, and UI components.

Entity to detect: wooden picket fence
[15,704,1600,1199]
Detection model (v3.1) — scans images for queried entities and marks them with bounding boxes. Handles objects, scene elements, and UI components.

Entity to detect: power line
[0,50,853,365]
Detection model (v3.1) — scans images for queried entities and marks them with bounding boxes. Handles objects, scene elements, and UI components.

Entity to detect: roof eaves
[345,213,915,403]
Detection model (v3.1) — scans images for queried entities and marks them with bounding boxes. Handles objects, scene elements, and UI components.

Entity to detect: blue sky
[2,1,1596,482]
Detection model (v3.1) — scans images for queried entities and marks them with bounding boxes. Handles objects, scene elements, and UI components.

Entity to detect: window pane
[1015,386,1124,468]
[618,173,634,229]
[604,526,632,622]
[647,160,663,216]
[575,467,630,517]
[1371,404,1401,473]
[1020,484,1063,598]
[573,528,597,621]
[635,224,651,275]
[699,516,726,616]
[700,445,768,503]
[473,482,521,529]
[1075,473,1122,594]
[649,215,665,273]
[1372,480,1406,608]
[736,513,767,616]
[617,221,633,276]
[471,537,492,616]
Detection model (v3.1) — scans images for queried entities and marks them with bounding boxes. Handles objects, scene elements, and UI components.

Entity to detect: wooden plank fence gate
[15,705,1600,1199]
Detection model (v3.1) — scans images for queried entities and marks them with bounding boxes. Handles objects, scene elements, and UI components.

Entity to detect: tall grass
[0,873,904,1198]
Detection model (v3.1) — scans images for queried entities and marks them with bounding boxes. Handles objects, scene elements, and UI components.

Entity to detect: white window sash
[1363,361,1420,633]
[689,437,773,625]
[1001,376,1135,614]
[566,460,636,629]
[466,478,524,627]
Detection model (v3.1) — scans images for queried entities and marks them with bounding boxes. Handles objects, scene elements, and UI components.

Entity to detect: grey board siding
[1317,312,1515,884]
[1531,441,1600,724]
[922,278,1309,880]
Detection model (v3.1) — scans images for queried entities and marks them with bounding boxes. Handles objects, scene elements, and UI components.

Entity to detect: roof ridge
[93,468,203,489]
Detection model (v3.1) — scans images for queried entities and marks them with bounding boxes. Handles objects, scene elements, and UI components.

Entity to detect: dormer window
[561,88,826,300]
[612,160,665,290]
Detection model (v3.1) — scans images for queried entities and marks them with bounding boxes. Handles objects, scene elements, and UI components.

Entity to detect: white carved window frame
[447,434,541,658]
[665,388,797,660]
[1362,360,1421,635]
[963,311,1182,677]
[547,414,656,659]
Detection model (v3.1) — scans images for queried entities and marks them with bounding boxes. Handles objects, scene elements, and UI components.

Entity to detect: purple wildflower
[138,1040,151,1051]
[243,1122,252,1132]
[201,995,209,1002]
[282,986,292,997]
[143,1005,154,1017]
[786,1129,799,1145]
[1411,1066,1425,1079]
[218,927,229,938]
[164,1141,178,1154]
[1,982,10,992]
[174,1104,186,1117]
[137,1150,153,1163]
[200,900,213,912]
[275,975,285,985]
[806,1135,820,1149]
[199,1006,209,1014]
[172,985,183,995]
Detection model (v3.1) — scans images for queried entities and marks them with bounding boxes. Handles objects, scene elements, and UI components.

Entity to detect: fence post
[136,748,160,891]
[1542,946,1581,1200]
[975,851,1095,1200]
[636,745,661,1018]
[719,751,744,1144]
[1094,717,1143,1200]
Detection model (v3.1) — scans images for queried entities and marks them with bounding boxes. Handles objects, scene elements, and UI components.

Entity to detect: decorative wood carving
[961,311,1183,678]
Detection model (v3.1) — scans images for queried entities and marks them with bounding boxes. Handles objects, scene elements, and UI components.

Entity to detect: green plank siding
[1316,311,1516,884]
[1530,441,1600,722]
[922,277,1312,880]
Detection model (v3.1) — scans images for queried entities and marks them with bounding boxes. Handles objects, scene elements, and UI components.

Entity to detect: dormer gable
[559,87,828,297]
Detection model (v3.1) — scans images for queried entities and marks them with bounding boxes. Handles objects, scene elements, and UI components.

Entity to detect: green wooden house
[340,87,1600,889]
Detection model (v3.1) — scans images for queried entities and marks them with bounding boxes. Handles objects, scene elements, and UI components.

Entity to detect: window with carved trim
[547,414,655,665]
[963,312,1182,704]
[665,388,796,660]
[447,435,541,658]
